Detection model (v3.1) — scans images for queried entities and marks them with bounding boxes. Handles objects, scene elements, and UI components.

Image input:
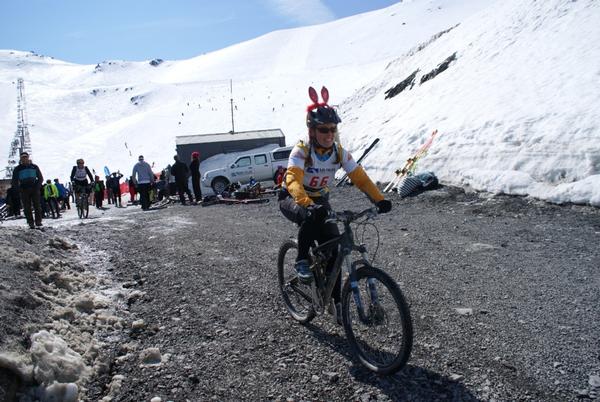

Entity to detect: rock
[132,319,146,330]
[150,398,162,402]
[311,374,320,383]
[589,374,600,388]
[454,308,473,316]
[140,348,162,365]
[324,371,340,383]
[449,373,464,381]
[74,295,96,313]
[48,237,78,250]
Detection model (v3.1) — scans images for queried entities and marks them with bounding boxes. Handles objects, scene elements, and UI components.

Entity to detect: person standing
[109,172,124,207]
[105,176,113,205]
[166,164,177,196]
[274,165,286,187]
[11,152,44,228]
[128,176,137,204]
[189,151,202,202]
[6,186,21,217]
[170,155,194,205]
[54,178,69,210]
[93,175,105,208]
[43,179,61,218]
[132,155,155,210]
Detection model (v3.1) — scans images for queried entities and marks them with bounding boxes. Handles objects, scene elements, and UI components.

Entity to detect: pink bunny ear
[321,86,329,104]
[308,86,319,103]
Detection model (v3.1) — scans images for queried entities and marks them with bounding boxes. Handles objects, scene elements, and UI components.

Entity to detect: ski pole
[337,138,380,187]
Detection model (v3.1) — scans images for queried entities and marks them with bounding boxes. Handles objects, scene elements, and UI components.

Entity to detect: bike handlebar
[328,207,378,224]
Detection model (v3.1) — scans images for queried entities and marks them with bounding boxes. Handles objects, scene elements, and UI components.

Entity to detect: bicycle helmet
[306,106,341,128]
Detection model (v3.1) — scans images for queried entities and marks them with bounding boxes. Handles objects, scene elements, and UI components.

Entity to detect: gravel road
[1,185,599,401]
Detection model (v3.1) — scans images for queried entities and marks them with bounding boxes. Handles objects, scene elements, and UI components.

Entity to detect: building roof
[176,129,284,145]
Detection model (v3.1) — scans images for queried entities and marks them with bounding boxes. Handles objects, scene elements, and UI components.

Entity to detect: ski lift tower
[4,78,32,178]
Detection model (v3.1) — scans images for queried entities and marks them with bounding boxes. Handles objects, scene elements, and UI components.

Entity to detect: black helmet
[306,105,341,128]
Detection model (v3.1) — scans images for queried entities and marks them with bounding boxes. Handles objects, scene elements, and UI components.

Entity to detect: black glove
[376,199,392,214]
[306,204,329,224]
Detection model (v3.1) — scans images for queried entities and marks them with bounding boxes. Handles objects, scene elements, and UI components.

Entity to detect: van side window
[235,156,251,167]
[272,150,291,161]
[254,154,267,164]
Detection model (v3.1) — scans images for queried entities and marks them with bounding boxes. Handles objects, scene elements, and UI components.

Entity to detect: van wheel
[211,178,229,194]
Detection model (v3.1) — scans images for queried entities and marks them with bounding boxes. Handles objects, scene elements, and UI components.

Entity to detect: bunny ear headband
[307,86,330,112]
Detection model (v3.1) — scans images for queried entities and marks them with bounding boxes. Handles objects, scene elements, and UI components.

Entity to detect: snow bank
[0,231,132,400]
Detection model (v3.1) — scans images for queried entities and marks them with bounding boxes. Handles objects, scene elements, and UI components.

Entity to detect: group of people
[8,149,204,228]
[69,159,125,209]
[131,152,202,210]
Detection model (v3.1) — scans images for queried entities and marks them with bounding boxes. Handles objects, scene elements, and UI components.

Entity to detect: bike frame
[308,210,379,320]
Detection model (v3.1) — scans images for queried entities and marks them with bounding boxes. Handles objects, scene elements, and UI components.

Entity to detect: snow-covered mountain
[0,0,598,206]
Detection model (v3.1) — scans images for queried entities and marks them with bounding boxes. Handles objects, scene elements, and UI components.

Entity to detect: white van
[202,146,292,194]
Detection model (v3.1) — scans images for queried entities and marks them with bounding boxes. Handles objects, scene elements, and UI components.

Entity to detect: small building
[175,129,285,164]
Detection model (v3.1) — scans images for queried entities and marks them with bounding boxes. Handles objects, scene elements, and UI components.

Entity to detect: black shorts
[278,188,331,225]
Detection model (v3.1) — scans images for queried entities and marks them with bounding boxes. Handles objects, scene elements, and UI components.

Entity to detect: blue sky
[0,0,399,64]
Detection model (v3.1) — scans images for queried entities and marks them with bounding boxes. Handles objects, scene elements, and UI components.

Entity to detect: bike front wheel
[342,265,413,375]
[277,240,315,324]
[77,199,84,219]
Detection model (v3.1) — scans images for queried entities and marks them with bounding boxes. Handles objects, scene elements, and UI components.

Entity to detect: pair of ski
[384,129,438,193]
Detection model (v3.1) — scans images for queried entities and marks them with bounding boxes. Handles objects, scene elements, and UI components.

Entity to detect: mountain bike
[277,207,413,375]
[75,184,91,219]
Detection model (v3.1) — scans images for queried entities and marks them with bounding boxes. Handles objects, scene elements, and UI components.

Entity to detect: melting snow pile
[0,229,129,400]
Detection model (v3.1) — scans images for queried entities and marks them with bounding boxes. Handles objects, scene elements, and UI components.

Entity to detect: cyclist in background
[278,89,392,313]
[70,158,94,205]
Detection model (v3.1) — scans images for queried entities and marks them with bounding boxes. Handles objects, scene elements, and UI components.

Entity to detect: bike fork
[309,272,323,313]
[347,257,369,322]
[367,278,380,305]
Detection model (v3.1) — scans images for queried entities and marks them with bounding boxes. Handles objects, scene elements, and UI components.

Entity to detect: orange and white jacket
[283,140,384,207]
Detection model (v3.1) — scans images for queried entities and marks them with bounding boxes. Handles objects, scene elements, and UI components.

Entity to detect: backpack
[397,171,439,198]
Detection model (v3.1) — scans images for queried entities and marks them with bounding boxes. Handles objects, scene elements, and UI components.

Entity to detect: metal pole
[230,79,235,133]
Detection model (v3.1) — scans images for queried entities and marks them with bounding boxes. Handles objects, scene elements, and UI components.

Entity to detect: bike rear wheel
[277,239,315,324]
[342,265,413,375]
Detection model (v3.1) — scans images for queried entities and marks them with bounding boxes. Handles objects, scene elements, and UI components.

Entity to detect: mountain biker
[70,158,94,205]
[278,89,392,311]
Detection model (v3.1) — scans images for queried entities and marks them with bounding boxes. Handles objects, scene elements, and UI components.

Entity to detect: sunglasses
[316,126,337,134]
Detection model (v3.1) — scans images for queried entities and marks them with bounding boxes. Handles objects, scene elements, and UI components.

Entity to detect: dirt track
[1,185,599,401]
